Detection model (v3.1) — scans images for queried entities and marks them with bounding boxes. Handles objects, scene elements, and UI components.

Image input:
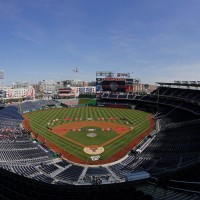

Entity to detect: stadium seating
[118,94,128,99]
[56,98,79,106]
[1,88,200,199]
[0,106,24,121]
[100,86,200,115]
[21,99,57,113]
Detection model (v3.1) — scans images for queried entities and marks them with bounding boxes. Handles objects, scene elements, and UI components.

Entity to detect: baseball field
[23,106,154,164]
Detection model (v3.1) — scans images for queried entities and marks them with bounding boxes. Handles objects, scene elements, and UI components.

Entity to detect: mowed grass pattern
[26,107,151,161]
[66,127,118,146]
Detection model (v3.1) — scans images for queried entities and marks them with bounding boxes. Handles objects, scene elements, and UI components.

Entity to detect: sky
[1,0,200,85]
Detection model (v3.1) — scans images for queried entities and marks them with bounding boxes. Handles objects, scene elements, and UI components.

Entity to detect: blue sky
[1,0,200,85]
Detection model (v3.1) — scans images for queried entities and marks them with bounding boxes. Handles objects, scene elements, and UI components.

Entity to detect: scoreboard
[102,78,126,92]
[96,71,135,93]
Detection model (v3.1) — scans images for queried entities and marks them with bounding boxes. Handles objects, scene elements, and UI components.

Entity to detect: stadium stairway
[50,164,72,178]
[77,167,88,183]
[50,165,71,177]
[106,166,123,182]
[136,183,200,200]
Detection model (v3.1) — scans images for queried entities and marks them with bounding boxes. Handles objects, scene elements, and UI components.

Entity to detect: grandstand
[55,98,79,107]
[0,81,200,199]
[20,99,58,113]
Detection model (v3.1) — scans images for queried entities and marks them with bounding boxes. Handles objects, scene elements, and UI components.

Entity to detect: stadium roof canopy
[156,81,200,89]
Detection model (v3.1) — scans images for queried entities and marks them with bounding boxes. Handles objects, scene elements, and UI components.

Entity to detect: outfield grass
[26,107,151,161]
[78,98,96,105]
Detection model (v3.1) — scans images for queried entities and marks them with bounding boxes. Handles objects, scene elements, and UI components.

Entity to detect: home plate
[83,145,104,155]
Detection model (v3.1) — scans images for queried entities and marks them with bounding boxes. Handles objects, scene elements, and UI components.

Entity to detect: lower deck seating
[55,165,84,182]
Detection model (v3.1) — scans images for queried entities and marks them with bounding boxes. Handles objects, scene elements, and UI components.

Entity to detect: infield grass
[66,126,118,146]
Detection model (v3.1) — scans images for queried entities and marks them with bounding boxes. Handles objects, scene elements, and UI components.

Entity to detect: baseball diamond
[24,107,154,165]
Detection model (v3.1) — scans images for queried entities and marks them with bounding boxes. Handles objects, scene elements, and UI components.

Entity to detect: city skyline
[1,0,200,85]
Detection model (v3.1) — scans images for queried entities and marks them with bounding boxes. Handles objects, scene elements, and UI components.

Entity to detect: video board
[96,78,103,92]
[125,79,133,85]
[102,78,126,92]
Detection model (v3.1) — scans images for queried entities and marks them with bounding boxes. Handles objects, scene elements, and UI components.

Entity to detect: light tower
[73,67,79,86]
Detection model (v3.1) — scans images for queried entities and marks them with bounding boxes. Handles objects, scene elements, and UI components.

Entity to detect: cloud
[143,62,200,84]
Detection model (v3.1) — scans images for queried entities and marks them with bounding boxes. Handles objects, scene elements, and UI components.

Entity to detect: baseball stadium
[0,71,200,200]
[2,0,200,199]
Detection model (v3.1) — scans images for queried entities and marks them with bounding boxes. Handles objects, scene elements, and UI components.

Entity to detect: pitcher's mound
[83,145,104,155]
[87,133,97,137]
